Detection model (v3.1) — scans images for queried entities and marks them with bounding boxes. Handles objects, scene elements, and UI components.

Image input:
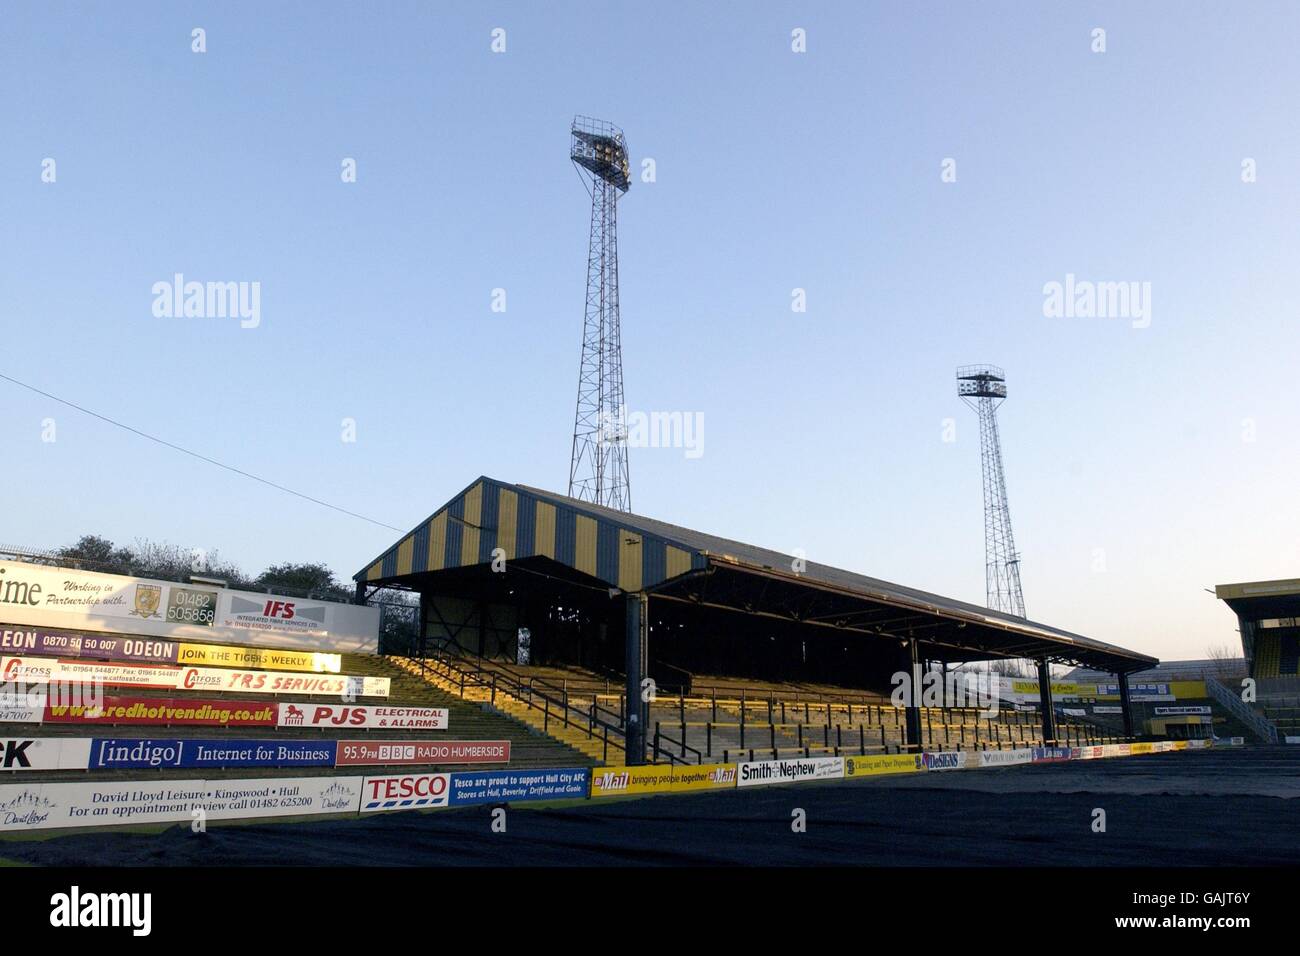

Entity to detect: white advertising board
[178,667,390,698]
[0,775,363,831]
[0,737,91,771]
[737,756,844,787]
[200,775,363,820]
[0,658,390,698]
[978,748,1033,767]
[0,560,378,654]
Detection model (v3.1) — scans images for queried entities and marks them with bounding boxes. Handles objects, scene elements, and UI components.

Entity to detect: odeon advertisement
[0,627,343,672]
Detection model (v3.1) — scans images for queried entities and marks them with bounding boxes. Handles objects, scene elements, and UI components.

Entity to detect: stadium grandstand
[1217,578,1300,743]
[355,476,1160,764]
[1056,659,1252,742]
[5,505,1276,841]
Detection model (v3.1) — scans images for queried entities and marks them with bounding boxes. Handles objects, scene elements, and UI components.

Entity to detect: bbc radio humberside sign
[0,560,378,654]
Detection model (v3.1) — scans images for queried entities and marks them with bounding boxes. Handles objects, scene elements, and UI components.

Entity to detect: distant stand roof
[1064,659,1245,683]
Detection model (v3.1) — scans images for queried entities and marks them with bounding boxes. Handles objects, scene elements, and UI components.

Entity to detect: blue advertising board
[1030,746,1072,763]
[448,768,589,806]
[87,738,337,770]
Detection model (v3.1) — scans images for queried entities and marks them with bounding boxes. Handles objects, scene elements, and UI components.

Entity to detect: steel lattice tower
[957,365,1026,618]
[568,116,632,512]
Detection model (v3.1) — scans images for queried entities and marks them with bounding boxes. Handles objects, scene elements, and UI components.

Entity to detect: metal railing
[410,651,699,766]
[1206,676,1278,743]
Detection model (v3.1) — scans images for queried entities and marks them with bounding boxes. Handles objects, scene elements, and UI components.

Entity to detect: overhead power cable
[0,371,404,533]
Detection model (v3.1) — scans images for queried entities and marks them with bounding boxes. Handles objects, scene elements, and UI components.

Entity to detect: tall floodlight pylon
[957,365,1026,619]
[568,116,632,512]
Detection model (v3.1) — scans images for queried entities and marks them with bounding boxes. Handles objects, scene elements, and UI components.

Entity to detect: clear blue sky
[2,2,1296,662]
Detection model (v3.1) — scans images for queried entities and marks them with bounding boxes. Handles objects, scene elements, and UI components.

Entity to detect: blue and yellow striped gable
[354,477,704,592]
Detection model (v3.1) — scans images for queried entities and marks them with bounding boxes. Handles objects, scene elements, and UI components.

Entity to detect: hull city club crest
[130,584,162,619]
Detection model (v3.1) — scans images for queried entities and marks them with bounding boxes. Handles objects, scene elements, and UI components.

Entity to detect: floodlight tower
[957,365,1026,619]
[568,115,632,512]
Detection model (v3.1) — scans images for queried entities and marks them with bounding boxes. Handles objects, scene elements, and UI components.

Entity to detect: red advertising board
[335,740,510,766]
[43,695,279,727]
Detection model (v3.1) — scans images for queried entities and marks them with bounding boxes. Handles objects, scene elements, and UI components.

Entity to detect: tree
[54,534,361,602]
[1206,643,1244,677]
[254,562,351,602]
[57,535,134,575]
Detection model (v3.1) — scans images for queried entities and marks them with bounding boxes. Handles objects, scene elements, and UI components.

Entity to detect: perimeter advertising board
[917,751,966,770]
[359,773,451,812]
[0,628,342,672]
[979,748,1033,767]
[1031,746,1072,762]
[176,643,341,673]
[737,756,844,787]
[1,658,390,697]
[1,657,176,689]
[43,695,277,727]
[0,738,92,771]
[448,768,589,805]
[0,779,204,830]
[86,738,336,770]
[335,740,508,766]
[0,691,44,723]
[0,627,179,662]
[0,776,363,831]
[590,763,737,797]
[201,776,363,820]
[844,753,919,777]
[277,703,448,730]
[0,561,378,654]
[178,667,389,697]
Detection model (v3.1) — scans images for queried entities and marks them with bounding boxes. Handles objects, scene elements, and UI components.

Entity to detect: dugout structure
[356,477,1156,762]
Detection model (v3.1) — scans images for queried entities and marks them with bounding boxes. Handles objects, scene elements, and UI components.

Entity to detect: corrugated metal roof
[355,477,1156,668]
[517,484,1154,665]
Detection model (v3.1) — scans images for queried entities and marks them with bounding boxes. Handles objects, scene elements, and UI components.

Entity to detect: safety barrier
[0,767,591,830]
[0,736,508,772]
[0,735,1228,833]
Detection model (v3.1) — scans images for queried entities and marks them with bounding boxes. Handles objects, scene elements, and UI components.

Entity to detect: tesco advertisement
[360,773,451,812]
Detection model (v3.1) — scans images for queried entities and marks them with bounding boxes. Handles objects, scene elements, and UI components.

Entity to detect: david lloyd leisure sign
[0,561,379,654]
